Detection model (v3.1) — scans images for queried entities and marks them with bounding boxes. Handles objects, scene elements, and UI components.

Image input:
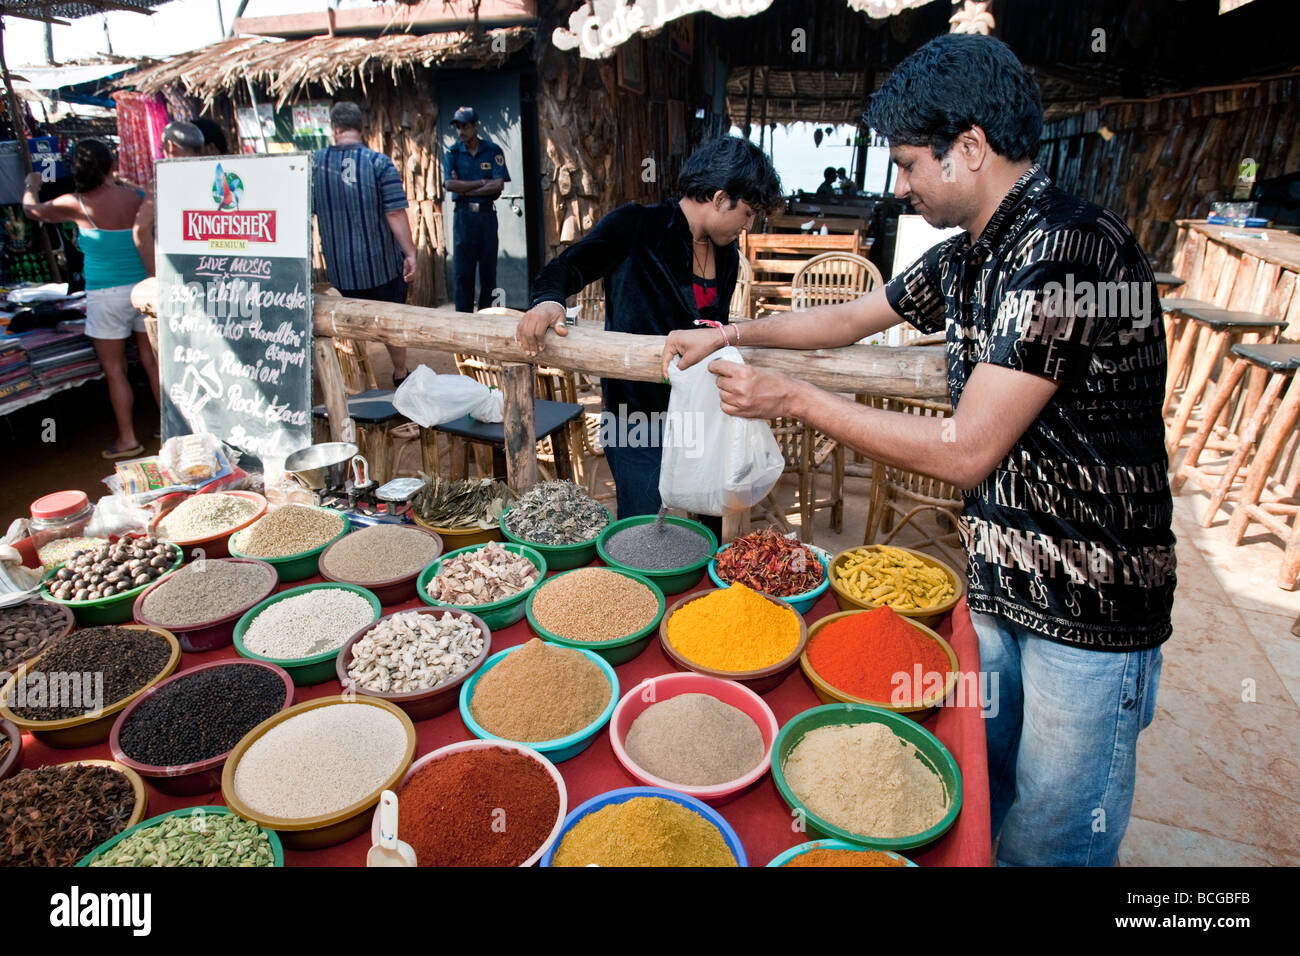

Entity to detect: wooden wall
[1038,73,1300,268]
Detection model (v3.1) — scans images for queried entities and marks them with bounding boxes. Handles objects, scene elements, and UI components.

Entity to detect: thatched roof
[119,27,533,106]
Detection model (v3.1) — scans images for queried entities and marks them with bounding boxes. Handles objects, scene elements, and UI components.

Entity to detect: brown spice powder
[782,847,909,867]
[469,638,610,742]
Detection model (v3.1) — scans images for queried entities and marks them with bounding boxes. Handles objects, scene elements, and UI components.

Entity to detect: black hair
[865,34,1042,161]
[678,136,783,213]
[70,138,114,193]
[823,166,836,179]
[330,101,364,133]
[193,117,228,154]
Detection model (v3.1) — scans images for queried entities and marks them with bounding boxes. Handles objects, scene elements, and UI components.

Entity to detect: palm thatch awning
[119,26,533,107]
[0,0,169,25]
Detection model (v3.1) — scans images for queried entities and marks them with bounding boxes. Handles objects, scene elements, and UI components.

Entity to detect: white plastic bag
[393,365,504,426]
[658,347,785,516]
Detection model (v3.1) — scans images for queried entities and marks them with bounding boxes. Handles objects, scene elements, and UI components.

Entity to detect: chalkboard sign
[154,154,313,469]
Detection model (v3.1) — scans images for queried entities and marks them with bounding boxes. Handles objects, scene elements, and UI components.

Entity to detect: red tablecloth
[16,578,991,867]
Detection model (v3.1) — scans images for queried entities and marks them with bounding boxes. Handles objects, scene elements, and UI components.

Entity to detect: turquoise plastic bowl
[229,508,350,583]
[417,542,547,630]
[233,582,381,686]
[770,703,962,851]
[540,786,747,866]
[524,567,664,665]
[458,643,618,762]
[595,515,717,595]
[766,838,917,867]
[500,504,610,572]
[707,545,831,615]
[75,805,284,867]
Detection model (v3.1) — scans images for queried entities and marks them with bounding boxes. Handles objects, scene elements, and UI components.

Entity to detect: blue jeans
[971,611,1162,867]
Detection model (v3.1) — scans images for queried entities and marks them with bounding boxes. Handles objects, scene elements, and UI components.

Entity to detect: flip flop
[102,443,144,461]
[393,372,409,387]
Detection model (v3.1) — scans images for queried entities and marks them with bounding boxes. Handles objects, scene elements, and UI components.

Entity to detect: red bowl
[0,717,20,782]
[132,558,278,653]
[109,659,294,796]
[336,607,491,721]
[151,490,268,561]
[609,672,778,806]
[317,525,443,606]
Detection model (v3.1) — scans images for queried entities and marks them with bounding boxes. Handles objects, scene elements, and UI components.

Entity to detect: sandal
[102,442,144,461]
[393,372,410,387]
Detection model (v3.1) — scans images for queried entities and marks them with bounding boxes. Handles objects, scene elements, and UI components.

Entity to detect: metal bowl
[284,442,359,491]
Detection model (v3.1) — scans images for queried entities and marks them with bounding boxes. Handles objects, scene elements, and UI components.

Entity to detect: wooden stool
[1161,297,1211,416]
[1164,305,1287,458]
[312,390,405,484]
[1226,360,1300,548]
[1153,271,1185,297]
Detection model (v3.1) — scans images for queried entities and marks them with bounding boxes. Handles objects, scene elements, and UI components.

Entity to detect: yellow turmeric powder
[666,582,801,672]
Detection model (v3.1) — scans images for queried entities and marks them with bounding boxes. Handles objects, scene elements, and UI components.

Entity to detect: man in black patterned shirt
[663,35,1173,866]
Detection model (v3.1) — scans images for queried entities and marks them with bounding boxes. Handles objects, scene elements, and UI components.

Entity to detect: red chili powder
[806,606,950,704]
[399,748,560,867]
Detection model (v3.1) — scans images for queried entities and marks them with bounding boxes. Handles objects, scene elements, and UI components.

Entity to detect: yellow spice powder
[552,796,737,867]
[666,582,800,672]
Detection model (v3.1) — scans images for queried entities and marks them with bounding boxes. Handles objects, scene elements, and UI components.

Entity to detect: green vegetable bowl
[76,805,284,867]
[525,567,664,665]
[233,582,382,686]
[417,542,547,630]
[596,515,718,595]
[229,507,351,583]
[500,504,611,572]
[770,702,962,852]
[39,544,184,626]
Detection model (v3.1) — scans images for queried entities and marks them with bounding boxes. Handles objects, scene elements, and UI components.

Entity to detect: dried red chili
[807,606,950,703]
[715,530,824,597]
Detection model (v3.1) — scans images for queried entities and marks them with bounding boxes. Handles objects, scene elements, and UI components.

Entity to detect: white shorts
[84,284,146,340]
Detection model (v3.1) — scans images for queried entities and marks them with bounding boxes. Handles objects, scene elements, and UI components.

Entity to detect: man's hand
[24,172,42,191]
[516,301,567,356]
[401,252,417,283]
[709,359,799,420]
[662,327,729,378]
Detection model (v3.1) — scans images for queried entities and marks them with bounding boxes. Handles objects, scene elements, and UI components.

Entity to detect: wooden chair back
[741,231,867,314]
[791,252,883,310]
[731,254,753,322]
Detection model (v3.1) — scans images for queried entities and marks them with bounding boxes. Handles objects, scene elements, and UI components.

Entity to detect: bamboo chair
[731,254,753,322]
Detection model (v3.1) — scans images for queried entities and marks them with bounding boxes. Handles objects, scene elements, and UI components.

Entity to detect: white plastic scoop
[367,790,417,867]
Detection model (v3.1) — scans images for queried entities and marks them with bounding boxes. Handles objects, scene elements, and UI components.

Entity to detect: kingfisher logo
[182,163,273,248]
[212,162,243,210]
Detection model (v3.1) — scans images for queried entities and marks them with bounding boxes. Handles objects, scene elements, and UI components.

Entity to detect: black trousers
[453,205,499,312]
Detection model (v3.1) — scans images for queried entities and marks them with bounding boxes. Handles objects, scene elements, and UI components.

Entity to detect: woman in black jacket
[516,137,782,521]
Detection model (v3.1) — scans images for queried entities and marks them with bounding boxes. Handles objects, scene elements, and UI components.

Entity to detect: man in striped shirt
[312,102,418,384]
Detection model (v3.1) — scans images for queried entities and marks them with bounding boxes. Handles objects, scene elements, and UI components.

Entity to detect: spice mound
[782,848,909,867]
[232,703,408,820]
[413,476,517,530]
[0,764,136,866]
[715,530,824,597]
[89,813,275,867]
[604,521,712,571]
[783,723,949,839]
[139,559,274,628]
[242,587,375,660]
[117,664,287,767]
[665,583,800,672]
[0,600,69,671]
[7,626,171,721]
[44,536,180,603]
[399,747,560,866]
[235,505,344,558]
[156,493,261,541]
[834,545,955,611]
[552,796,737,867]
[625,693,764,787]
[504,480,608,545]
[346,611,484,694]
[470,638,610,742]
[531,568,659,642]
[426,541,537,606]
[320,524,441,583]
[37,536,107,571]
[807,606,950,704]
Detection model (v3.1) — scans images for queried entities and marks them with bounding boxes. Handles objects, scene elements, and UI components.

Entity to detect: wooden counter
[1170,220,1300,339]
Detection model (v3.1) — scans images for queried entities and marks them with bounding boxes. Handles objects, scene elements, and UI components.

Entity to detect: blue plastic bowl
[540,786,747,867]
[458,644,618,763]
[706,545,830,615]
[765,838,917,867]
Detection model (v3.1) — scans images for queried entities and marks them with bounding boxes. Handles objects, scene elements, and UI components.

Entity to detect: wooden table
[1170,220,1300,338]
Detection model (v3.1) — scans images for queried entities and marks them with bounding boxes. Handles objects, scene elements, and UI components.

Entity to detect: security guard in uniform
[444,106,510,312]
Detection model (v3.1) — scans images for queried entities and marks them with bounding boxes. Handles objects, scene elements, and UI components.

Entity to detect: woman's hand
[662,327,729,378]
[515,300,567,357]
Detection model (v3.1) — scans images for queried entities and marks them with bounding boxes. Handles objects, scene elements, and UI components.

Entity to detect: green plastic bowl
[233,582,381,686]
[770,702,962,851]
[499,504,610,572]
[229,507,350,583]
[596,515,717,595]
[766,838,917,867]
[39,544,184,626]
[525,567,664,665]
[75,805,284,867]
[417,542,547,630]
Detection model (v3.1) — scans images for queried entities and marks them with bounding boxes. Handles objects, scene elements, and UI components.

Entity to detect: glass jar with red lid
[29,490,95,550]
